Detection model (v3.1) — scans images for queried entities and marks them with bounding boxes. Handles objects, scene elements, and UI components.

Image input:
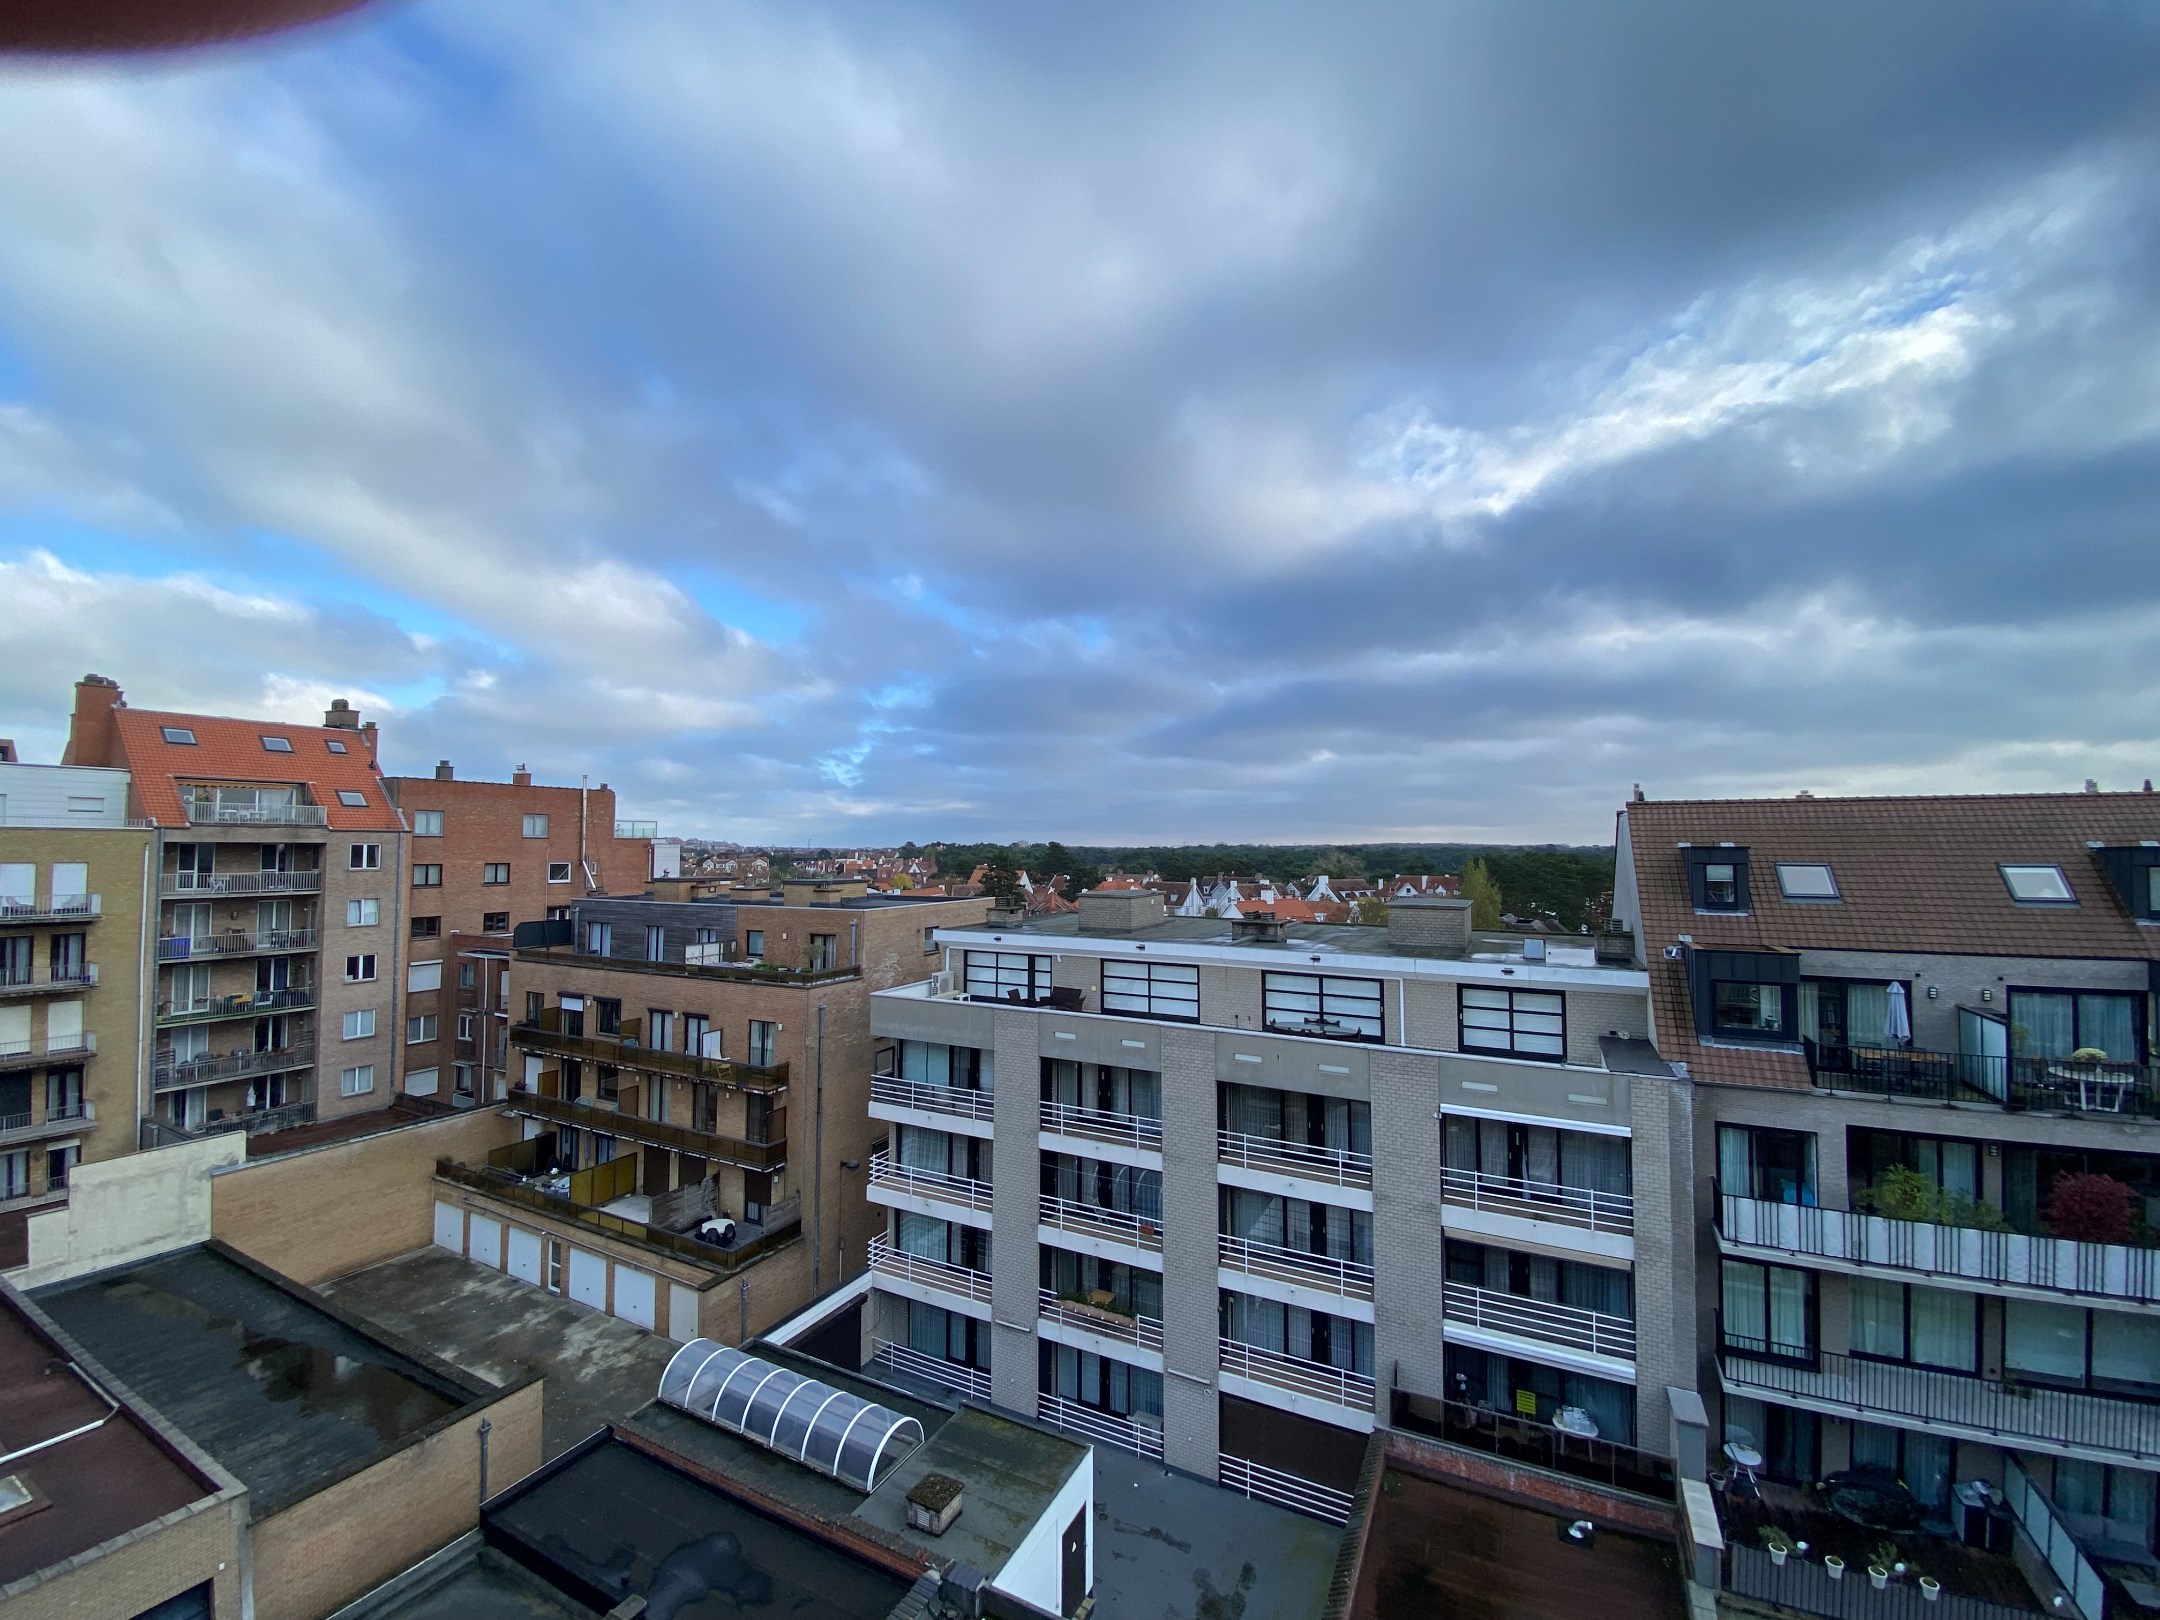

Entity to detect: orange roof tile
[110,706,404,832]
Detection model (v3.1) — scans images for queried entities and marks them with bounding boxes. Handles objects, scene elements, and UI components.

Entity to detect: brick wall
[0,1494,242,1620]
[319,828,408,1122]
[1564,988,1653,1067]
[1401,979,1457,1052]
[1384,1429,1678,1541]
[1198,964,1262,1031]
[1625,1073,1697,1450]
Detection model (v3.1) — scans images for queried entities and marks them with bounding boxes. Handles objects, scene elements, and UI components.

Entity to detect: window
[597,1065,620,1103]
[1718,1124,1818,1204]
[337,789,368,808]
[547,861,572,883]
[406,1066,439,1096]
[1100,960,1199,1020]
[47,1144,79,1191]
[1713,980,1785,1036]
[684,1014,712,1058]
[340,1064,376,1097]
[1720,1261,1816,1362]
[453,1062,475,1096]
[412,810,443,837]
[345,953,377,982]
[695,927,720,946]
[260,735,293,753]
[483,911,508,933]
[2002,864,2075,904]
[521,813,549,838]
[342,1009,376,1040]
[646,925,667,962]
[482,863,509,885]
[546,905,571,922]
[458,1012,474,1040]
[809,932,837,971]
[596,997,622,1036]
[325,738,348,754]
[1460,986,1565,1059]
[407,1014,438,1044]
[584,921,612,955]
[408,959,442,993]
[1852,1279,1979,1373]
[2006,1300,2160,1397]
[1684,846,1750,911]
[458,962,476,989]
[964,950,1052,1004]
[1775,863,1839,900]
[2008,990,2142,1064]
[749,1020,778,1067]
[160,726,196,745]
[923,926,938,955]
[525,991,544,1022]
[744,929,764,961]
[648,1010,674,1051]
[412,864,442,887]
[349,843,381,871]
[345,898,380,927]
[411,915,441,939]
[1264,973,1383,1040]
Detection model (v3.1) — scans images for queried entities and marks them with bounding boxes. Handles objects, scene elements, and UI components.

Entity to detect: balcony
[0,895,100,926]
[1718,1343,2160,1465]
[868,1234,993,1310]
[152,1042,315,1092]
[0,1100,95,1147]
[510,1022,788,1093]
[0,965,98,999]
[160,869,323,898]
[1040,1194,1163,1255]
[180,789,328,828]
[156,986,315,1025]
[1218,1455,1355,1525]
[507,1085,785,1171]
[140,1099,316,1147]
[1217,1128,1370,1192]
[1718,1190,2160,1307]
[868,1150,994,1216]
[1035,1392,1165,1461]
[1218,1232,1373,1303]
[435,1157,799,1274]
[0,1033,95,1073]
[1805,1038,2160,1119]
[156,929,317,962]
[1218,1336,1375,1414]
[1040,1288,1164,1354]
[1440,1166,1634,1237]
[871,1340,993,1402]
[871,1074,995,1126]
[1441,1280,1637,1361]
[1042,1100,1162,1154]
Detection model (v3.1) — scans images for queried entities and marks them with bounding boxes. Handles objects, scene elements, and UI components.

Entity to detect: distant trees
[1352,896,1389,926]
[1461,859,1503,929]
[979,858,1024,906]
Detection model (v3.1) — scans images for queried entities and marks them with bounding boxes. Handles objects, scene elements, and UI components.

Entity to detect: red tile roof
[110,706,404,832]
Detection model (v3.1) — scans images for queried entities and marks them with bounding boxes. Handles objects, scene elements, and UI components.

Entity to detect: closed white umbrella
[1884,981,1912,1045]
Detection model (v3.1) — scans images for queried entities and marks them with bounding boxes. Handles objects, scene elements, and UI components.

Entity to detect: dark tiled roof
[111,707,404,832]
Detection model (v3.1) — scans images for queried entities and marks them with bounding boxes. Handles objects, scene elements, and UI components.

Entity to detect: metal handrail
[156,986,315,1022]
[160,870,323,897]
[1441,1166,1634,1234]
[0,1033,97,1070]
[871,1075,995,1122]
[869,1150,994,1212]
[507,1085,785,1169]
[869,1235,994,1305]
[0,966,98,995]
[180,791,327,827]
[1036,1393,1165,1460]
[1043,1100,1163,1151]
[0,895,101,924]
[152,1042,315,1090]
[510,1022,789,1093]
[0,1101,95,1143]
[1218,1454,1354,1524]
[1217,1128,1371,1188]
[1039,1288,1165,1352]
[1218,1336,1374,1409]
[1441,1280,1636,1359]
[1217,1231,1373,1299]
[156,929,317,961]
[1040,1194,1163,1251]
[871,1340,993,1401]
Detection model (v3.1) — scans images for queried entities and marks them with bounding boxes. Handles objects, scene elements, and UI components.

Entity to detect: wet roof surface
[34,1246,472,1509]
[855,1404,1086,1583]
[353,1545,601,1620]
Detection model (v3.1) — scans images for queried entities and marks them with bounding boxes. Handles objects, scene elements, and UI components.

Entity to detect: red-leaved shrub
[2044,1173,2137,1245]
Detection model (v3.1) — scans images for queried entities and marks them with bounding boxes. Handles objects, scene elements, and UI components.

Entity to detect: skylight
[160,726,196,745]
[261,736,294,753]
[325,739,349,754]
[1775,862,1839,900]
[2001,864,2075,904]
[336,789,368,807]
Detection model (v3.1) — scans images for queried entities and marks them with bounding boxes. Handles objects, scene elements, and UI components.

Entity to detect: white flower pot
[1825,1557,1846,1581]
[1869,1567,1891,1590]
[1920,1577,1942,1603]
[1770,1547,1788,1566]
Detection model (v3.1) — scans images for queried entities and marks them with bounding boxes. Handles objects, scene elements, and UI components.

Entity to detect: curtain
[1524,1127,1560,1186]
[1227,1294,1287,1352]
[2078,995,2137,1060]
[1565,1262,1631,1320]
[1850,1278,1907,1359]
[1903,1432,1954,1509]
[896,1126,951,1173]
[1717,1127,1753,1197]
[1224,1084,1281,1139]
[1564,1374,1633,1447]
[2006,1299,2087,1382]
[1847,982,1891,1046]
[1908,1287,1977,1372]
[1563,1133,1632,1197]
[1723,1264,1767,1350]
[2107,1468,2156,1552]
[2092,1312,2160,1392]
[1443,1116,1480,1173]
[1797,981,1825,1042]
[896,1212,946,1260]
[1229,1189,1279,1243]
[907,1300,949,1358]
[1045,1059,1081,1107]
[1850,1422,1899,1472]
[1766,1267,1809,1356]
[2054,1460,2107,1518]
[2013,993,2076,1059]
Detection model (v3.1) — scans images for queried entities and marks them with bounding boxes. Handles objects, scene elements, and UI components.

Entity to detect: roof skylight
[336,789,368,807]
[160,726,196,745]
[325,739,349,754]
[261,736,294,753]
[1775,862,1839,900]
[2001,864,2076,904]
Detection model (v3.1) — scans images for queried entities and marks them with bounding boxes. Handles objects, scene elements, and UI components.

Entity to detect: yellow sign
[1514,1389,1538,1416]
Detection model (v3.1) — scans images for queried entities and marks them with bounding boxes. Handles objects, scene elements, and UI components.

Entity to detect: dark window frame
[1262,972,1384,1043]
[1101,959,1200,1022]
[1457,984,1566,1062]
[1684,846,1751,913]
[1718,1257,1820,1368]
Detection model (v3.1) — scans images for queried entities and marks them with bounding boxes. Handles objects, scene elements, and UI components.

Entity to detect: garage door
[432,1201,463,1253]
[613,1267,657,1332]
[469,1215,503,1270]
[567,1248,607,1310]
[507,1227,542,1286]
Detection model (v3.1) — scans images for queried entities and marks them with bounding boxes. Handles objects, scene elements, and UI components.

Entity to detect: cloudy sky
[2,2,2157,845]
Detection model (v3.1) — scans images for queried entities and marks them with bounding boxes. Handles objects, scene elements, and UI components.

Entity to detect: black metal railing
[508,1022,789,1092]
[506,1086,785,1170]
[1389,1391,1675,1500]
[1805,1038,2160,1118]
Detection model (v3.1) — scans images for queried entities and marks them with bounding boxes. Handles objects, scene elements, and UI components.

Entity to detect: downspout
[812,1000,826,1295]
[478,1417,491,1506]
[0,1361,120,1464]
[579,776,589,885]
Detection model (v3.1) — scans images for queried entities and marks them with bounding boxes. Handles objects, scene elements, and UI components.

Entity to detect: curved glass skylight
[657,1341,924,1493]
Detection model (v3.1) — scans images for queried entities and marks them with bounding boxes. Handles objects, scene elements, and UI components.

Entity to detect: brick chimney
[435,761,455,781]
[323,698,362,730]
[511,765,532,788]
[61,674,124,767]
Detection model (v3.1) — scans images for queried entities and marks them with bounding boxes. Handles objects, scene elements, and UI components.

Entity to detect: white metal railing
[156,929,317,962]
[1218,1129,1372,1190]
[0,1032,96,1068]
[0,1101,95,1143]
[1042,1100,1163,1152]
[1219,1337,1375,1410]
[868,1235,994,1306]
[872,1340,993,1401]
[2006,1459,2108,1620]
[1442,1166,1634,1235]
[0,894,100,923]
[1036,1393,1166,1460]
[1442,1281,1636,1360]
[1039,1194,1164,1252]
[162,869,323,897]
[152,1043,317,1092]
[1218,1454,1355,1523]
[867,1150,994,1212]
[181,790,327,827]
[0,965,98,995]
[1217,1232,1374,1300]
[1039,1288,1165,1353]
[871,1075,995,1123]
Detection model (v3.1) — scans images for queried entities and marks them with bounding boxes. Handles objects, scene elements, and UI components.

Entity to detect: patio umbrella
[1884,982,1912,1046]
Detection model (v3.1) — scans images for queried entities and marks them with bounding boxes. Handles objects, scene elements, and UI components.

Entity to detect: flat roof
[940,912,1640,973]
[34,1245,481,1511]
[853,1403,1087,1585]
[0,1285,226,1589]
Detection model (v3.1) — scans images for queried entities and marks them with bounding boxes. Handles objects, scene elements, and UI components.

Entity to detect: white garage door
[567,1248,607,1310]
[432,1201,463,1253]
[507,1227,542,1286]
[612,1267,657,1332]
[469,1215,503,1270]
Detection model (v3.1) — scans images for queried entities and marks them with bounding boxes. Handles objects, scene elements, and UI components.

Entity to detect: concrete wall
[0,1491,244,1620]
[990,1007,1043,1415]
[1627,1073,1698,1450]
[1370,1046,1447,1404]
[1159,1024,1221,1474]
[991,1447,1093,1616]
[11,1134,244,1290]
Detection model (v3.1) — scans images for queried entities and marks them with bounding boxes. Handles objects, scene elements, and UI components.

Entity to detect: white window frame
[407,1014,438,1044]
[342,1008,376,1041]
[412,810,444,837]
[407,959,442,993]
[1775,862,1840,901]
[345,898,380,927]
[340,1064,376,1097]
[547,861,573,884]
[345,953,378,983]
[349,843,381,871]
[337,789,369,808]
[457,1011,475,1041]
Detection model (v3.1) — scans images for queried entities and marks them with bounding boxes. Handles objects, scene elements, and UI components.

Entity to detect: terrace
[1805,1038,2160,1120]
[506,1079,786,1171]
[509,1017,789,1093]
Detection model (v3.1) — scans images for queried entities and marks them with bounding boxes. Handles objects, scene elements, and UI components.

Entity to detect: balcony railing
[161,869,323,898]
[1040,1288,1165,1354]
[1440,1166,1634,1236]
[1218,1455,1354,1525]
[1218,1336,1374,1411]
[1441,1280,1637,1360]
[0,1100,95,1146]
[1725,1542,2036,1620]
[1805,1038,2160,1119]
[1218,1232,1373,1301]
[153,1042,315,1092]
[507,1085,784,1170]
[156,986,315,1024]
[1719,1342,2160,1463]
[2004,1460,2109,1620]
[1036,1393,1165,1461]
[1042,1100,1163,1153]
[1718,1190,2160,1306]
[871,1340,993,1402]
[868,1150,994,1214]
[871,1075,995,1124]
[1217,1129,1371,1190]
[0,1032,96,1072]
[435,1158,800,1272]
[510,1022,788,1093]
[0,965,98,997]
[156,929,317,961]
[1040,1194,1163,1253]
[1390,1391,1676,1501]
[180,790,327,827]
[868,1235,994,1308]
[0,895,100,925]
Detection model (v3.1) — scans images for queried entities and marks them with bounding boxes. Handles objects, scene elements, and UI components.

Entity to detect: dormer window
[2001,864,2075,905]
[261,735,294,753]
[1704,864,1738,906]
[1684,846,1750,912]
[1775,863,1839,901]
[161,726,196,745]
[2088,846,2160,921]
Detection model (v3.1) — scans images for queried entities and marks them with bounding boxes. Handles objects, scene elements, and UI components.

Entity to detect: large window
[1712,980,1786,1037]
[1720,1260,1815,1363]
[1717,1124,1817,1205]
[2005,1300,2160,1397]
[890,1041,993,1093]
[1101,960,1199,1021]
[412,810,443,837]
[965,950,1052,1004]
[2009,990,2143,1064]
[1851,1279,1978,1373]
[1263,973,1383,1041]
[1459,986,1564,1060]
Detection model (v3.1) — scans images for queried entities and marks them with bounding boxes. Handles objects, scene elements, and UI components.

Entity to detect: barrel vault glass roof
[658,1340,923,1493]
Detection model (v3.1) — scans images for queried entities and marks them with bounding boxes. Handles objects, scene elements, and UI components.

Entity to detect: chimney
[434,761,454,781]
[1230,911,1289,944]
[360,720,379,761]
[1387,896,1471,956]
[1078,889,1167,934]
[323,698,362,730]
[512,765,532,788]
[61,674,124,767]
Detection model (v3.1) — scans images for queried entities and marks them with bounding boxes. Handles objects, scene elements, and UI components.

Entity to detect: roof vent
[1231,912,1288,944]
[434,761,454,780]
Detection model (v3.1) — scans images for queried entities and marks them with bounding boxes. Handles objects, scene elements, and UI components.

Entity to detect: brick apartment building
[384,762,655,1108]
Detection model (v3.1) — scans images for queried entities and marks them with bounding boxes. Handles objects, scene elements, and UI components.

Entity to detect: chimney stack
[1387,896,1472,956]
[323,698,362,730]
[360,720,378,760]
[434,761,454,781]
[61,674,124,767]
[512,766,532,788]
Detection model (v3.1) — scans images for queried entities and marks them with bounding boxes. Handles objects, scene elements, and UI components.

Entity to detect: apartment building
[1612,792,2160,1606]
[60,676,407,1140]
[857,885,1679,1520]
[384,761,654,1107]
[0,762,151,1220]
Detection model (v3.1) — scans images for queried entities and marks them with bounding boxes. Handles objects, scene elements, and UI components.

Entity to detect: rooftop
[103,705,404,832]
[33,1244,486,1511]
[853,1403,1088,1585]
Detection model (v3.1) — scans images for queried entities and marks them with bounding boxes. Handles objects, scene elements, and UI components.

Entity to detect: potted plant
[1824,1555,1846,1581]
[1868,1540,1899,1590]
[1760,1527,1794,1566]
[1919,1574,1942,1602]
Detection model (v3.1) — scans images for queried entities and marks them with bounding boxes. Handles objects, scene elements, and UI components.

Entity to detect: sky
[1,2,2157,846]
